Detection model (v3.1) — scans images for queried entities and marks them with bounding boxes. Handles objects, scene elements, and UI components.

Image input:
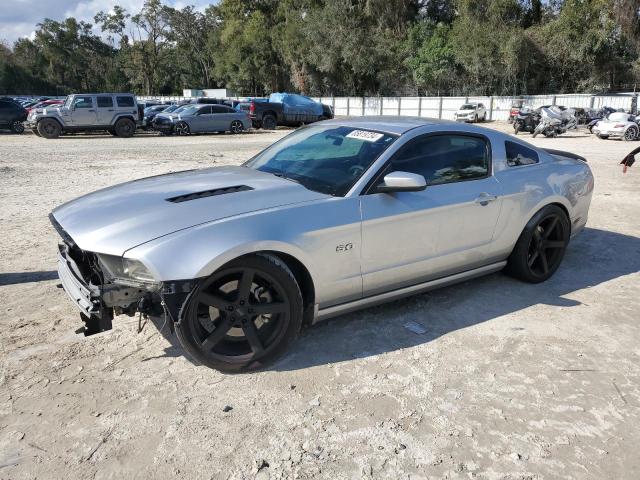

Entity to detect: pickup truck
[238,93,333,129]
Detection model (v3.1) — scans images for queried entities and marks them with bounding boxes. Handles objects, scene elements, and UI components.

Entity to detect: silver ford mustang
[50,117,594,372]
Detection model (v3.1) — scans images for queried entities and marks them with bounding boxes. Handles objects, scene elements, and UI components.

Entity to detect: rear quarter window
[506,141,539,167]
[116,96,135,107]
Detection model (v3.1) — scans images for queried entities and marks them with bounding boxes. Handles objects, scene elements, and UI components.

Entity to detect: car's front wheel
[10,120,25,134]
[505,205,570,283]
[37,118,62,139]
[176,254,303,372]
[175,121,190,136]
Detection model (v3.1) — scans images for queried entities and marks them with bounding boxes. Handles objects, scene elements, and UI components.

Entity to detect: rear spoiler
[543,148,587,162]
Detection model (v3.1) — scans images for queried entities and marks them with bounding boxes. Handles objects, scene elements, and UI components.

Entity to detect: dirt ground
[0,121,639,480]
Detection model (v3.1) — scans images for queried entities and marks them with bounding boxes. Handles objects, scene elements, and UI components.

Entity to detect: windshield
[461,104,476,110]
[179,105,198,116]
[244,125,397,196]
[164,105,179,113]
[64,96,72,109]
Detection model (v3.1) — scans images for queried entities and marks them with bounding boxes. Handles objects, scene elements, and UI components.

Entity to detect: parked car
[455,103,487,122]
[152,104,251,135]
[50,117,593,372]
[26,93,139,139]
[142,104,173,130]
[592,112,639,141]
[238,93,333,129]
[26,99,64,113]
[0,98,28,133]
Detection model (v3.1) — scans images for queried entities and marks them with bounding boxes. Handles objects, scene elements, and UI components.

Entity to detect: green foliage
[0,0,638,96]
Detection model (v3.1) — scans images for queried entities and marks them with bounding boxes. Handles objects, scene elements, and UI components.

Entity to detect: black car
[0,98,28,133]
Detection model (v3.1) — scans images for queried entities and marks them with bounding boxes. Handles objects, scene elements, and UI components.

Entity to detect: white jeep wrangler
[27,93,139,139]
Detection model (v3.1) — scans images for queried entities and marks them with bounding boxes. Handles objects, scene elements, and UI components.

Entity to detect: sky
[0,0,213,45]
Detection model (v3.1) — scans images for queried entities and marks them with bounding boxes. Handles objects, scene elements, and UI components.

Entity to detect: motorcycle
[513,108,541,135]
[532,107,577,138]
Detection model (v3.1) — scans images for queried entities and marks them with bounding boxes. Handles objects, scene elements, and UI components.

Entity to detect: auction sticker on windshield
[346,130,385,142]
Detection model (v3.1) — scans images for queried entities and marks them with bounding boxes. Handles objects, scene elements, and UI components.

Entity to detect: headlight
[97,254,156,283]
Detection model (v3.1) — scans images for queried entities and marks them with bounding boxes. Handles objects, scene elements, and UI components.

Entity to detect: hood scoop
[166,185,254,203]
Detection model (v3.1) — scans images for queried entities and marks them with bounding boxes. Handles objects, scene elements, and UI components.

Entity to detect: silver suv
[26,93,139,139]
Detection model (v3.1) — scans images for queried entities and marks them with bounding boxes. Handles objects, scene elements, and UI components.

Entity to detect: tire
[230,120,244,134]
[175,121,190,136]
[624,126,638,141]
[10,120,25,134]
[473,114,478,123]
[505,205,570,283]
[514,123,520,135]
[113,118,135,138]
[261,114,277,130]
[32,129,41,137]
[175,254,304,372]
[37,118,62,139]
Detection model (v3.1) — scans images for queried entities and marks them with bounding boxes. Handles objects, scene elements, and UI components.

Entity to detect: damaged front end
[51,214,193,335]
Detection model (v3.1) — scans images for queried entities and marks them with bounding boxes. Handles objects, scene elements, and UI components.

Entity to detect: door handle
[474,193,498,206]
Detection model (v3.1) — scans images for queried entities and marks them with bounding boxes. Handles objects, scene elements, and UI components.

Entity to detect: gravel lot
[1,122,639,479]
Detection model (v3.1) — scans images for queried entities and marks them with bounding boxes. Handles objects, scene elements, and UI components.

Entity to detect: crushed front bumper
[57,244,101,315]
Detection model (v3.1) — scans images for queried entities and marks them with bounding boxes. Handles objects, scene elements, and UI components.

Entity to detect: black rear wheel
[506,205,570,283]
[261,114,277,130]
[230,120,244,134]
[114,118,135,138]
[176,254,303,372]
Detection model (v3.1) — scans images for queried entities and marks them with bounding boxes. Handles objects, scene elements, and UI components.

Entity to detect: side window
[73,96,93,109]
[116,96,135,107]
[198,106,213,115]
[505,141,539,166]
[388,134,489,185]
[97,96,113,108]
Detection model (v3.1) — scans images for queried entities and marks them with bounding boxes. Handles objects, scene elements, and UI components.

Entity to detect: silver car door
[360,133,503,296]
[191,106,211,132]
[70,95,97,125]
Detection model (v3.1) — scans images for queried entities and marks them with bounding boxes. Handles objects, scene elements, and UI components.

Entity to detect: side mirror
[375,171,427,193]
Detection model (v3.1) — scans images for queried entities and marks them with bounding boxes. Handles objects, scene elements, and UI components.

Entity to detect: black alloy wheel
[230,120,244,134]
[261,114,277,130]
[175,121,190,136]
[114,118,135,138]
[10,120,25,134]
[176,254,303,372]
[37,118,62,139]
[506,205,570,283]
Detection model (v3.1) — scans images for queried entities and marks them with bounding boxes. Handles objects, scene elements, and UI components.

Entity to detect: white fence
[139,93,639,118]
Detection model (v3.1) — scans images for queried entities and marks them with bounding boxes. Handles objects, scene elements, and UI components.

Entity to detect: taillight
[249,102,255,115]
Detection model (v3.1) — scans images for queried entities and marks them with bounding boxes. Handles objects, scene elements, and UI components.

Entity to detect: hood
[52,166,329,256]
[456,109,475,115]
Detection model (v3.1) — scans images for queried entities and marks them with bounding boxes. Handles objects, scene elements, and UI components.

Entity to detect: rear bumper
[593,128,625,137]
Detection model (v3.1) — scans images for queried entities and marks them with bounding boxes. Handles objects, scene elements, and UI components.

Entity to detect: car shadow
[146,227,639,372]
[0,270,58,286]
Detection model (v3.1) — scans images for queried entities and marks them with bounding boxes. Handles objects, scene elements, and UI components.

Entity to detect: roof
[320,116,452,135]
